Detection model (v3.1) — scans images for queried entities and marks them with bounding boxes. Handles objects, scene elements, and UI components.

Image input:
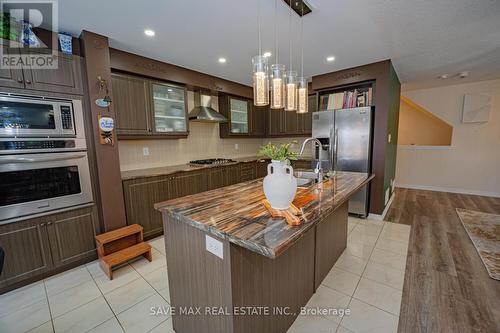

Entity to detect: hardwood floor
[386,188,500,333]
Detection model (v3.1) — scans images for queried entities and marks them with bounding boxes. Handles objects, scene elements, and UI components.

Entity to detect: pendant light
[297,2,308,114]
[252,0,269,106]
[284,0,297,111]
[270,0,285,109]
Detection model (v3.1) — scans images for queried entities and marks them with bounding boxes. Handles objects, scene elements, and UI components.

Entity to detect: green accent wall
[383,64,401,206]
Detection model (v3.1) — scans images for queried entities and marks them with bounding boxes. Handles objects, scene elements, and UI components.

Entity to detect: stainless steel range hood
[188,91,228,123]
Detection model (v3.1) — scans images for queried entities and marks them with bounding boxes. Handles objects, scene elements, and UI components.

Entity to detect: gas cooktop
[189,158,236,166]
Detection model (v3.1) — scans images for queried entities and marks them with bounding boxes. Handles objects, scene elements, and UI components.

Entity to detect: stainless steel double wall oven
[0,92,93,222]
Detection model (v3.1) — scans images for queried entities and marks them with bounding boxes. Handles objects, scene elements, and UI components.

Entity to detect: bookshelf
[318,82,374,111]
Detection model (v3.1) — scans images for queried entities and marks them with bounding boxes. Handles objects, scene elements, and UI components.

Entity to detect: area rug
[456,208,500,281]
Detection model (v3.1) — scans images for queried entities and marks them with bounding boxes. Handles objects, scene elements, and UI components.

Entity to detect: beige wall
[398,96,453,146]
[396,79,500,197]
[118,91,312,171]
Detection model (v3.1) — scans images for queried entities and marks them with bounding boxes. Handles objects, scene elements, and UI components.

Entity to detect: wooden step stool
[95,224,152,280]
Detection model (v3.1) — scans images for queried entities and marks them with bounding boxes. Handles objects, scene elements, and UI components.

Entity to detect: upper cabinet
[111,72,189,139]
[219,94,267,138]
[151,82,188,134]
[0,48,83,95]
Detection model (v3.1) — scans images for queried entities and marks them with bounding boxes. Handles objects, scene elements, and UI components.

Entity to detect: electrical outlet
[388,133,392,143]
[205,235,223,259]
[142,147,150,156]
[234,143,239,150]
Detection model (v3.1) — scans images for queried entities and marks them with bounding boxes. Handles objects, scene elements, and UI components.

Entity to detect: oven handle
[0,153,87,164]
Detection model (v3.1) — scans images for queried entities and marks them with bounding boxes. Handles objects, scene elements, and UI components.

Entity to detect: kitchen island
[155,171,373,333]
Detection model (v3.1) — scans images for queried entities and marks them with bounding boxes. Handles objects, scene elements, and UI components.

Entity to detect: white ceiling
[58,0,500,90]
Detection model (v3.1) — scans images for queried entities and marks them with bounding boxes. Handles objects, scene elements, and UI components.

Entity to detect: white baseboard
[367,191,396,221]
[395,183,500,198]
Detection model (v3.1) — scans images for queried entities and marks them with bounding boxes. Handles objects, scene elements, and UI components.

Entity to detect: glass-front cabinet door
[229,97,249,134]
[151,83,188,134]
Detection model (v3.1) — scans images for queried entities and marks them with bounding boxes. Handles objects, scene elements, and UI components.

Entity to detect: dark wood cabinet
[112,72,189,139]
[251,105,267,136]
[207,165,240,190]
[0,205,98,292]
[291,159,313,170]
[23,52,84,95]
[123,170,209,239]
[123,175,176,239]
[172,171,208,197]
[46,207,99,268]
[256,159,269,178]
[240,162,257,182]
[219,95,267,138]
[112,72,152,135]
[0,47,84,95]
[0,217,53,289]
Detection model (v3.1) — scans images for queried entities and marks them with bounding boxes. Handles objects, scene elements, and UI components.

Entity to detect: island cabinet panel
[0,217,53,290]
[163,213,315,333]
[46,207,99,268]
[163,216,234,333]
[123,175,177,239]
[314,202,348,289]
[230,228,316,333]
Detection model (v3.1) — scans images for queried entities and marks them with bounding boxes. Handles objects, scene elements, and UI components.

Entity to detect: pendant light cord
[274,0,278,63]
[301,1,304,77]
[258,0,261,56]
[288,0,292,71]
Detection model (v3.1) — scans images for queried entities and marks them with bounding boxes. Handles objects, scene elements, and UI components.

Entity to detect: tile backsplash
[118,123,312,171]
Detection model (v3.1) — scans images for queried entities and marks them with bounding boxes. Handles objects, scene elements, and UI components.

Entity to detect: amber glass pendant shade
[296,76,308,113]
[270,64,286,109]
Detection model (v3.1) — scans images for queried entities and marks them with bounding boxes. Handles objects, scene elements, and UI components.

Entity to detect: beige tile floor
[0,218,410,333]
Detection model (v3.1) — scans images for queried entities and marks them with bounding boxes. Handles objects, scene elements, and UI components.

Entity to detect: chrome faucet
[300,138,324,180]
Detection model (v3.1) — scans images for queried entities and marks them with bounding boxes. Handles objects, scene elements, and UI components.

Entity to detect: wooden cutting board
[262,192,316,226]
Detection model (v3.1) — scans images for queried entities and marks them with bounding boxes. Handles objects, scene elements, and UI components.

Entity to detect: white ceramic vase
[263,160,297,210]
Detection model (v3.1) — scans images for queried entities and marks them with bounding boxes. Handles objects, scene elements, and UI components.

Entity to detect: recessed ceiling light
[439,74,449,79]
[144,29,155,37]
[263,51,272,58]
[326,56,335,62]
[459,71,469,78]
[218,57,227,63]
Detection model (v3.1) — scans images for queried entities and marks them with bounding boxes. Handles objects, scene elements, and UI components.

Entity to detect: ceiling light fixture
[270,0,286,109]
[459,71,469,78]
[144,29,155,37]
[218,58,227,63]
[263,51,272,58]
[439,74,449,79]
[296,2,308,114]
[284,0,297,111]
[252,0,269,106]
[326,56,335,62]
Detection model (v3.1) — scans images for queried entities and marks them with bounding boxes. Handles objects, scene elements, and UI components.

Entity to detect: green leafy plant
[258,141,299,162]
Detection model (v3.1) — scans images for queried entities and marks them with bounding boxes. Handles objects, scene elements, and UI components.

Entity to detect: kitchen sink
[295,169,322,188]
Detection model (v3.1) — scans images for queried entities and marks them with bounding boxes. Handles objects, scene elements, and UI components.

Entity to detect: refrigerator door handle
[332,127,338,172]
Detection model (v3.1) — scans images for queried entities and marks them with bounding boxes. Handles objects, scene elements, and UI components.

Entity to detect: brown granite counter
[155,171,373,258]
[121,156,311,180]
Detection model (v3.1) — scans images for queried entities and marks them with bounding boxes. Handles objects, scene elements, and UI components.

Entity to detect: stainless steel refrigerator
[312,107,373,217]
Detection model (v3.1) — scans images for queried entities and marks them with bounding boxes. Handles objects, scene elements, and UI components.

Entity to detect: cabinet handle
[17,77,23,83]
[25,79,32,84]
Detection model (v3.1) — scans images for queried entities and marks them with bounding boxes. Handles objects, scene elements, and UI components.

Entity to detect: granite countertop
[154,171,374,258]
[121,156,311,180]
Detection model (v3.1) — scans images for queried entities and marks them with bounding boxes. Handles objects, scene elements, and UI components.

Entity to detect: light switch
[205,235,223,259]
[143,147,150,156]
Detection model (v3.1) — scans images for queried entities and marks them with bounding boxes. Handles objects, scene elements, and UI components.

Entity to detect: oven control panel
[0,140,76,151]
[60,105,74,130]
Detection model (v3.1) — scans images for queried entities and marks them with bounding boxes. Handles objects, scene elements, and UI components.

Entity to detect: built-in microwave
[0,93,85,138]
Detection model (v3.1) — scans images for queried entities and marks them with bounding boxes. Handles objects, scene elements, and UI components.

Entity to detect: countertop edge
[156,173,375,259]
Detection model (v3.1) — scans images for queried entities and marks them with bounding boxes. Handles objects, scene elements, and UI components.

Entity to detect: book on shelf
[320,87,373,111]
